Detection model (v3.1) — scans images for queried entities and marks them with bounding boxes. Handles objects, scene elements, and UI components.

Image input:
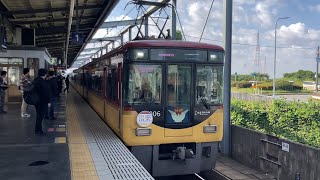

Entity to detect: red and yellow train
[72,39,224,176]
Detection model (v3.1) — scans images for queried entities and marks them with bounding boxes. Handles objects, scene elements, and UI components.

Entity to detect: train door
[0,57,23,102]
[164,64,193,137]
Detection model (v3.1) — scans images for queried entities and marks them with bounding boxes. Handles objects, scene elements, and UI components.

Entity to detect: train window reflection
[196,65,223,105]
[127,64,162,105]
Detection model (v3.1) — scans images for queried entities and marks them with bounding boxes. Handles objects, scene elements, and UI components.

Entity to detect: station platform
[0,88,153,180]
[0,94,70,180]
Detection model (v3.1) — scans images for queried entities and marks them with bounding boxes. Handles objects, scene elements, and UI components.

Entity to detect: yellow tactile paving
[54,137,66,143]
[66,94,99,180]
[55,127,66,132]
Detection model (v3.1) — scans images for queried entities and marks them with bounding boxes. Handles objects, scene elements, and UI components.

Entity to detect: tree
[231,73,269,82]
[176,30,183,40]
[283,70,315,81]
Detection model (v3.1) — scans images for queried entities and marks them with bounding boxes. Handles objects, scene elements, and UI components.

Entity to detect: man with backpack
[33,69,51,135]
[20,68,32,118]
[0,71,8,114]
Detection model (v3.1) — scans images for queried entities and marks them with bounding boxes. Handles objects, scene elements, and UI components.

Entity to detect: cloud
[308,4,320,12]
[268,22,320,47]
[255,1,275,28]
[81,0,320,77]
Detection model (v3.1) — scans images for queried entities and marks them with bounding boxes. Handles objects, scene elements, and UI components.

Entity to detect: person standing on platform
[0,71,8,114]
[33,69,51,135]
[20,68,32,118]
[47,71,58,120]
[63,75,70,93]
[57,74,63,96]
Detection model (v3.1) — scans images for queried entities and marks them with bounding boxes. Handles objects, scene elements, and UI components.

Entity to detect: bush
[231,99,320,148]
[231,81,238,87]
[276,79,293,91]
[236,81,252,88]
[292,85,303,90]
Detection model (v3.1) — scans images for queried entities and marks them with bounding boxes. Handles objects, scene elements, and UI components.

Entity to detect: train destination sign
[136,111,153,127]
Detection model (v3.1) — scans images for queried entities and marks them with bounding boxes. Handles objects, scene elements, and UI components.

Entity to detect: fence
[231,92,273,103]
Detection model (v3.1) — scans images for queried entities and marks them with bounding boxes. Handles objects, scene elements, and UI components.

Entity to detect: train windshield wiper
[200,97,210,110]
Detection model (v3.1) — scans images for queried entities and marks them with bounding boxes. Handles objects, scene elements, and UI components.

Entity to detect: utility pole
[316,46,319,92]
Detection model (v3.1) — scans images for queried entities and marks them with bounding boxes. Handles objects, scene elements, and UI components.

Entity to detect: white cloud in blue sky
[81,0,320,77]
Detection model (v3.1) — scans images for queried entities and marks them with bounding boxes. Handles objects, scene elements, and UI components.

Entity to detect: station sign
[71,32,83,45]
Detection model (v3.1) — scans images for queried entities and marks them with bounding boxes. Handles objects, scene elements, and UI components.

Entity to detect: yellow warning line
[66,94,99,180]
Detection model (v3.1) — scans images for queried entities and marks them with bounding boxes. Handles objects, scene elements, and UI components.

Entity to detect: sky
[76,0,320,78]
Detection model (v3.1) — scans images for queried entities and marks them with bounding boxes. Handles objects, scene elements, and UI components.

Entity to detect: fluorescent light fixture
[203,125,217,133]
[136,128,152,136]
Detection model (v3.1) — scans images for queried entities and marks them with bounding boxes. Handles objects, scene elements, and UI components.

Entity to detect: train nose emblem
[168,108,189,122]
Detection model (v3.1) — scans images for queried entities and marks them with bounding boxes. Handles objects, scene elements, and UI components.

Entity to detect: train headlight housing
[136,128,152,136]
[203,125,217,133]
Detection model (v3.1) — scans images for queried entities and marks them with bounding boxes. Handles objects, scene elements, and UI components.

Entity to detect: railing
[231,92,273,103]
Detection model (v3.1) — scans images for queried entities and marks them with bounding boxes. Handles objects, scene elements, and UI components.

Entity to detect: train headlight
[210,54,217,60]
[136,51,145,58]
[136,128,152,136]
[203,125,217,133]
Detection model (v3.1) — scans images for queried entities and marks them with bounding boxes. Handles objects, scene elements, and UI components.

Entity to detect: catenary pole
[222,0,232,156]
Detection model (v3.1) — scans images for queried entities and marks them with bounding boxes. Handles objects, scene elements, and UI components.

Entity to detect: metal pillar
[129,26,132,41]
[222,0,232,156]
[65,0,75,65]
[171,0,177,40]
[144,16,149,37]
[316,46,319,92]
[63,42,66,66]
[121,34,124,45]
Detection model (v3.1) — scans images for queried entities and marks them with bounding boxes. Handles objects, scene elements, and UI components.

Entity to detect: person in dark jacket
[0,71,8,114]
[63,75,70,93]
[33,68,51,135]
[47,71,58,120]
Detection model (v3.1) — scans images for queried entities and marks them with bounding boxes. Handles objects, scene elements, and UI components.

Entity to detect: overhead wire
[199,0,214,42]
[184,34,315,50]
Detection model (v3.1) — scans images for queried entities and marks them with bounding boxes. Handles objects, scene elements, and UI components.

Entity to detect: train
[72,39,224,176]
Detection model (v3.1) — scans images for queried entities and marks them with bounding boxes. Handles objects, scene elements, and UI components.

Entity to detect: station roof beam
[0,5,101,15]
[89,36,121,43]
[99,19,143,29]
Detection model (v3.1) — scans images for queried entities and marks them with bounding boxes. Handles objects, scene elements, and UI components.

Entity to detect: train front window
[196,66,223,105]
[166,65,192,124]
[126,64,162,105]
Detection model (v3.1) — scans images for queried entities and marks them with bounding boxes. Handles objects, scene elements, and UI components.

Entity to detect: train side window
[196,65,223,105]
[126,64,162,105]
[105,66,118,102]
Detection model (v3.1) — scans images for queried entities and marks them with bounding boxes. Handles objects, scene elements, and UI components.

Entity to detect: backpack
[23,82,39,105]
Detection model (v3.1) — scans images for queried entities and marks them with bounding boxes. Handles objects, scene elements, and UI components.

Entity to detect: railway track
[155,172,208,180]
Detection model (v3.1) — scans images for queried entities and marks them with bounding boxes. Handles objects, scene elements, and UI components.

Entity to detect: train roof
[120,40,224,51]
[75,40,224,70]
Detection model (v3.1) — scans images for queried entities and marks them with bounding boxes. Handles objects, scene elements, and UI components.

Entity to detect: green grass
[231,87,313,95]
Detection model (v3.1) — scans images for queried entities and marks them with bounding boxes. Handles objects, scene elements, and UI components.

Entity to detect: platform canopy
[0,0,119,65]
